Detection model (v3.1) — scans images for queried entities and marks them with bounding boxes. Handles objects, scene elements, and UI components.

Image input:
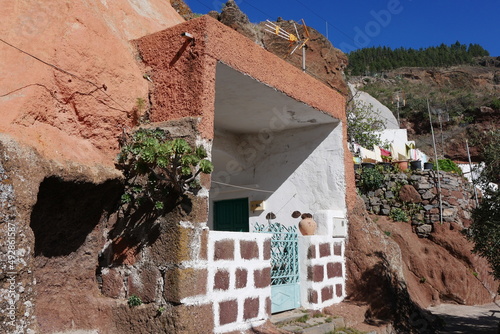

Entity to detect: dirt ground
[428,303,500,333]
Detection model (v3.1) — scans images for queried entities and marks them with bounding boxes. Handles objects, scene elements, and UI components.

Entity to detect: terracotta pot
[299,218,317,236]
[397,161,408,171]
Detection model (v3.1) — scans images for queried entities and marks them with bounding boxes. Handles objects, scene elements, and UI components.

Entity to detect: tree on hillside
[346,99,386,149]
[348,42,490,76]
[469,129,500,281]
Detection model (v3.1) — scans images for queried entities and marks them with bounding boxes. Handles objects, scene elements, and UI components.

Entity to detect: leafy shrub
[390,208,409,222]
[128,295,142,307]
[347,101,385,149]
[117,128,214,212]
[490,98,500,110]
[359,167,384,191]
[434,159,462,174]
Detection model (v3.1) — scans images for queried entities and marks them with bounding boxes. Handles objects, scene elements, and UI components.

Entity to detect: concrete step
[270,309,347,334]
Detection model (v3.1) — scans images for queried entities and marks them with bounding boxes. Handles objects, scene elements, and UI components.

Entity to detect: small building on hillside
[130,15,354,333]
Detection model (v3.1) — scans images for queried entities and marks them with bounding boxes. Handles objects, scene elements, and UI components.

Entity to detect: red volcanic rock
[399,184,422,203]
[346,195,498,329]
[0,0,184,167]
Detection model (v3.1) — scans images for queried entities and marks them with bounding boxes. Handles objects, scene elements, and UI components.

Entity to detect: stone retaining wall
[358,169,477,237]
[299,236,346,310]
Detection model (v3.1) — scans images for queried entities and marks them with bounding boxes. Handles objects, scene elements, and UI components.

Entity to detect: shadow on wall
[30,176,123,257]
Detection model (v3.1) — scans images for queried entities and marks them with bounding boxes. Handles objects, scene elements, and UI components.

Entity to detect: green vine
[117,128,214,212]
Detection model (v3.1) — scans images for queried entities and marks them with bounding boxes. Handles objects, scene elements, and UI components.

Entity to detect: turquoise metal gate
[255,222,300,313]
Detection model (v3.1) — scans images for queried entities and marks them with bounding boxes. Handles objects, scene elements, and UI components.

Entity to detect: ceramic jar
[299,217,317,235]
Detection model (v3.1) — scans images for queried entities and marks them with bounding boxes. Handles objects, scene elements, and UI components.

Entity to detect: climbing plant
[117,128,213,212]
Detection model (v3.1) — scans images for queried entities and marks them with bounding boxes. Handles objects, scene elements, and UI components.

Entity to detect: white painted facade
[209,123,346,230]
[202,63,349,322]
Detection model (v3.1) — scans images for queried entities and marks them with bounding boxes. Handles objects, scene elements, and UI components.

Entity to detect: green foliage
[390,207,409,222]
[117,128,214,212]
[347,100,385,148]
[490,98,500,110]
[419,277,427,283]
[359,167,385,192]
[128,295,142,307]
[435,159,462,174]
[468,130,500,280]
[296,314,309,323]
[348,42,490,75]
[470,189,500,280]
[384,231,392,237]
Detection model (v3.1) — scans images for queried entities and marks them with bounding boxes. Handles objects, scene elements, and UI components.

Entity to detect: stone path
[270,308,350,334]
[428,303,500,333]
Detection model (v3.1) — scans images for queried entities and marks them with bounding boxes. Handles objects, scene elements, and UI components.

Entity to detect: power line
[191,0,212,11]
[290,0,355,43]
[0,38,127,111]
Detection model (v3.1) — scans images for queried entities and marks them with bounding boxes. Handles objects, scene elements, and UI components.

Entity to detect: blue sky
[184,0,500,56]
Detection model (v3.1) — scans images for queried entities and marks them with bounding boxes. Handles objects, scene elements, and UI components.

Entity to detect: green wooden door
[214,198,249,232]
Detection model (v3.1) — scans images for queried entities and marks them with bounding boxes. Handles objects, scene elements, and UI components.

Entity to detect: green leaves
[347,101,385,149]
[117,127,214,213]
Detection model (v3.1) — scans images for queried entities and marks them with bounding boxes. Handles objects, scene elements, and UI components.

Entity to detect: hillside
[350,61,500,161]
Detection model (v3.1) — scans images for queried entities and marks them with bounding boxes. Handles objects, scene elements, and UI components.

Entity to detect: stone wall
[299,236,346,310]
[358,169,476,237]
[183,231,272,334]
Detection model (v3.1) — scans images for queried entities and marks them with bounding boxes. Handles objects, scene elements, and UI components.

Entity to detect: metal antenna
[264,19,310,72]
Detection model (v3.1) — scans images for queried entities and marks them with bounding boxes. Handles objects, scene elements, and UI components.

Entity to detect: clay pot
[298,217,317,236]
[394,161,408,171]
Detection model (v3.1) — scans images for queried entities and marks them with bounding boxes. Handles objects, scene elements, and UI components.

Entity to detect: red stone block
[321,285,333,302]
[319,243,331,257]
[214,239,234,261]
[265,297,271,316]
[219,299,238,325]
[101,268,124,299]
[333,242,342,256]
[336,284,343,297]
[307,265,324,282]
[308,289,318,303]
[327,262,342,278]
[128,264,160,303]
[235,268,248,289]
[263,239,271,260]
[307,245,316,259]
[244,297,259,320]
[214,270,230,291]
[240,240,259,260]
[254,267,271,288]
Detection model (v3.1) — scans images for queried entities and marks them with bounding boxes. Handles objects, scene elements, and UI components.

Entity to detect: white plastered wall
[208,122,346,230]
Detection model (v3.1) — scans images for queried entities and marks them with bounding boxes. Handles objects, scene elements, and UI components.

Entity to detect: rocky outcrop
[210,0,349,95]
[0,2,190,333]
[345,196,437,333]
[348,169,498,330]
[0,0,184,167]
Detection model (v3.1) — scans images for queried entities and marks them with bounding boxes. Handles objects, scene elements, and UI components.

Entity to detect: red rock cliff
[0,0,184,167]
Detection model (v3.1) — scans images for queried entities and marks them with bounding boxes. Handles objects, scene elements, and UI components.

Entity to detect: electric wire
[0,37,128,111]
[211,181,274,193]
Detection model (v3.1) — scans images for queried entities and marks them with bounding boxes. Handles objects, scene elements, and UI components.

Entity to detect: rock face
[0,2,188,333]
[211,0,349,95]
[348,169,498,330]
[0,0,184,167]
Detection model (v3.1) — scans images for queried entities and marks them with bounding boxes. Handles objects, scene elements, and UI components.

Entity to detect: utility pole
[466,140,479,207]
[428,99,443,225]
